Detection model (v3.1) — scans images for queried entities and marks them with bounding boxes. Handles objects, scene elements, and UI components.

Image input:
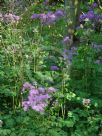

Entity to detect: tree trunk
[65,0,80,45]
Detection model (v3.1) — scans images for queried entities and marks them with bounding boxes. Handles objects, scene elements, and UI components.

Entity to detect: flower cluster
[92,43,102,52]
[92,43,102,64]
[95,56,102,64]
[91,2,98,9]
[80,10,102,22]
[22,82,57,113]
[63,47,78,63]
[0,13,20,23]
[50,65,59,71]
[43,0,49,5]
[31,9,65,25]
[62,36,72,45]
[83,98,91,106]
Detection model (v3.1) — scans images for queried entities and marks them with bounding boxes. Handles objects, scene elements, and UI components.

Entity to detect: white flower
[83,98,91,105]
[0,120,3,127]
[85,18,89,22]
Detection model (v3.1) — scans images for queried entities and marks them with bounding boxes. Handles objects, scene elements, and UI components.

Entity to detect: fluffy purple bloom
[80,13,87,22]
[22,82,55,113]
[63,47,78,62]
[95,14,102,21]
[22,82,33,92]
[31,14,40,19]
[23,92,49,112]
[31,9,64,25]
[46,11,53,17]
[13,15,20,21]
[39,13,47,23]
[98,14,102,20]
[37,94,50,101]
[32,105,43,112]
[64,50,74,62]
[50,66,59,71]
[46,13,57,24]
[80,11,95,22]
[55,10,64,17]
[91,2,98,8]
[22,81,58,113]
[87,10,95,20]
[38,87,45,94]
[31,102,47,112]
[92,44,102,51]
[31,12,57,25]
[29,89,39,96]
[95,56,102,64]
[22,101,30,111]
[63,36,71,45]
[47,87,56,93]
[28,93,50,112]
[79,10,102,23]
[3,13,20,23]
[43,0,49,5]
[95,59,100,64]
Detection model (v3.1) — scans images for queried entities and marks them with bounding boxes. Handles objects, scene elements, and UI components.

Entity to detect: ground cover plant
[0,0,102,136]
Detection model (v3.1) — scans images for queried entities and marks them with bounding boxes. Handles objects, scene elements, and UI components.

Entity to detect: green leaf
[64,120,75,128]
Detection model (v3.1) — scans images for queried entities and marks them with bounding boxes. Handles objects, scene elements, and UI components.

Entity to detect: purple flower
[47,87,56,93]
[80,13,87,22]
[50,66,59,71]
[22,82,57,113]
[23,92,50,112]
[38,87,45,94]
[31,9,65,25]
[79,11,95,22]
[95,60,100,64]
[29,89,39,96]
[13,15,20,21]
[46,13,57,24]
[32,105,44,112]
[22,101,30,111]
[87,10,95,20]
[63,47,78,62]
[92,44,102,51]
[36,94,50,101]
[62,36,71,45]
[95,14,102,21]
[46,11,53,17]
[98,14,102,20]
[65,50,74,62]
[31,14,40,19]
[39,13,47,23]
[43,0,49,5]
[95,56,102,64]
[91,2,98,8]
[55,10,64,17]
[3,13,20,23]
[80,10,102,23]
[22,82,33,92]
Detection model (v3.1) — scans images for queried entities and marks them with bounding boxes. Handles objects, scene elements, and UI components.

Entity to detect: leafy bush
[0,1,102,136]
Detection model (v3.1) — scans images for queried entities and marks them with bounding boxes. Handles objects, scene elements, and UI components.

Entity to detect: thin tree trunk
[65,0,80,45]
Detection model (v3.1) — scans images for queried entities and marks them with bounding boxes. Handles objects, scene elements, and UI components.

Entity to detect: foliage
[0,0,102,136]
